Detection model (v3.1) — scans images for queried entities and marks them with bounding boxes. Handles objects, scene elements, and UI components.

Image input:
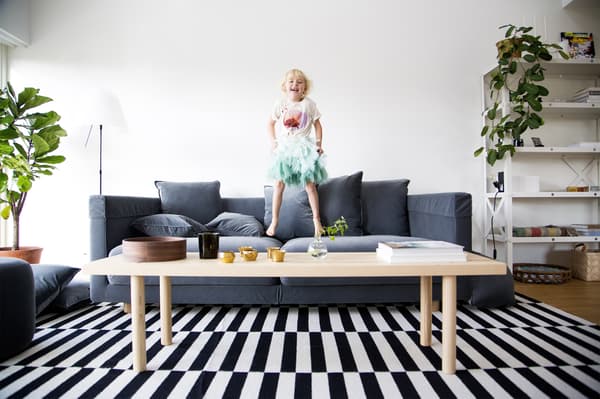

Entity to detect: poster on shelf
[560,32,595,59]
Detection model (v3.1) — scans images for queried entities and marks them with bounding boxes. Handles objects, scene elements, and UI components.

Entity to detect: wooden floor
[515,278,600,325]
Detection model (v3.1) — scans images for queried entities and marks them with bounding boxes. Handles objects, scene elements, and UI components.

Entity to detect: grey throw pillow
[155,181,223,224]
[264,185,314,241]
[361,179,410,235]
[131,213,208,237]
[207,212,265,237]
[32,265,80,315]
[318,171,363,235]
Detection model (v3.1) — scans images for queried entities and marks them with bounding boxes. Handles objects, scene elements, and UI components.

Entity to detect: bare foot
[266,220,278,236]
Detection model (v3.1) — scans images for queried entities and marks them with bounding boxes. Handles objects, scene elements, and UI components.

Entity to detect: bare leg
[306,182,323,236]
[267,180,285,236]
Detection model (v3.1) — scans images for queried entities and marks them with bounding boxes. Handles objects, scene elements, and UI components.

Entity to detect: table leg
[420,276,432,346]
[442,275,457,374]
[160,276,172,346]
[131,275,147,372]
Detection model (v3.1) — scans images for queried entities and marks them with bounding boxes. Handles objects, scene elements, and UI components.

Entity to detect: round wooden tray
[513,263,571,284]
[122,237,186,262]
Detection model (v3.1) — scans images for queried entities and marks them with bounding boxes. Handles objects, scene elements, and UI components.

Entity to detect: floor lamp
[84,92,126,195]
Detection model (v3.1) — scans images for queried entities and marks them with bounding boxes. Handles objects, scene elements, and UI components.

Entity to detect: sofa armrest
[89,195,161,260]
[407,192,472,251]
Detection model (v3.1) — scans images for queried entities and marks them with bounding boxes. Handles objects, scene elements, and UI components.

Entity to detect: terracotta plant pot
[0,246,43,264]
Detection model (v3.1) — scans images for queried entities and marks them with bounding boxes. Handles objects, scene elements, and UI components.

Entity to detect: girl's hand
[317,145,324,155]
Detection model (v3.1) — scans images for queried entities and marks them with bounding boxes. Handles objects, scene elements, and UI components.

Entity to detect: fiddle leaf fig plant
[474,24,569,166]
[0,83,67,250]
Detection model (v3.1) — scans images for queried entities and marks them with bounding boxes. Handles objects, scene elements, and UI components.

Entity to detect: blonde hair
[280,68,312,96]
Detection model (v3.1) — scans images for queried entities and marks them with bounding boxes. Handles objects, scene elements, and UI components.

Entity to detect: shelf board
[483,59,600,78]
[487,235,600,244]
[542,101,600,116]
[515,146,600,154]
[487,191,600,198]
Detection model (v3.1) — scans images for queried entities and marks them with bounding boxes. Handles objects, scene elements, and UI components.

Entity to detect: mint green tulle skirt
[267,136,328,186]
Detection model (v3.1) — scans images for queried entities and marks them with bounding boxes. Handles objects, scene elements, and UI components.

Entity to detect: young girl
[266,68,328,237]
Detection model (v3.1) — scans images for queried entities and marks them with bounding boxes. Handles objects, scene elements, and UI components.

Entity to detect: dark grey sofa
[89,174,512,307]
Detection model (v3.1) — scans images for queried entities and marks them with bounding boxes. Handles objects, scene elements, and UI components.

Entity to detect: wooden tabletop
[82,252,506,278]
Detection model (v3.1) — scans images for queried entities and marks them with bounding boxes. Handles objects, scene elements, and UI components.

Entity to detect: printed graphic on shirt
[282,103,308,131]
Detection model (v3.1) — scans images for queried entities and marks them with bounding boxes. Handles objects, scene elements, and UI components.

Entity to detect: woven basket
[513,263,571,284]
[572,244,600,281]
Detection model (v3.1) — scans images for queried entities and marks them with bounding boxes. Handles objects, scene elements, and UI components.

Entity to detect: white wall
[5,0,600,266]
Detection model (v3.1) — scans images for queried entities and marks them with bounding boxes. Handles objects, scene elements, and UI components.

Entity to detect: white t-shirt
[271,97,321,138]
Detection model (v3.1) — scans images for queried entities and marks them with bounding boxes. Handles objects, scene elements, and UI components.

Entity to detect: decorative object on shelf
[0,83,68,263]
[566,185,590,192]
[307,217,349,258]
[83,91,126,195]
[531,137,544,147]
[572,87,600,103]
[474,24,569,166]
[122,237,186,262]
[572,244,600,281]
[513,263,571,284]
[560,32,595,60]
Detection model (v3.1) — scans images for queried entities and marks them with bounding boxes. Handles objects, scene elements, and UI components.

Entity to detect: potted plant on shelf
[474,24,569,166]
[0,83,67,263]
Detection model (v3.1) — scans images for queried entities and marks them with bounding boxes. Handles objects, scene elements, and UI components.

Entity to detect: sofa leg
[432,300,440,312]
[123,303,131,313]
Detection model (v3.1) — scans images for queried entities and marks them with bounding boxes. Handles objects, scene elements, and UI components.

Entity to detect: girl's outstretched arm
[268,119,277,151]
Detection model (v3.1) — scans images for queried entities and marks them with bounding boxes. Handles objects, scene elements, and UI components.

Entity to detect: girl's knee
[305,182,317,193]
[274,180,285,190]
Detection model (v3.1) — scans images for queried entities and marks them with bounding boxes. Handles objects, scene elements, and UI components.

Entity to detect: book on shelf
[376,240,466,263]
[560,32,595,60]
[572,87,600,103]
[571,224,600,236]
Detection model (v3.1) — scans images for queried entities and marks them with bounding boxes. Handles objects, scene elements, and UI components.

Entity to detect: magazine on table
[377,240,466,263]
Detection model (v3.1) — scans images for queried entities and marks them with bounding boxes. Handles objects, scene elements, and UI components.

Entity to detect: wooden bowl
[122,237,186,262]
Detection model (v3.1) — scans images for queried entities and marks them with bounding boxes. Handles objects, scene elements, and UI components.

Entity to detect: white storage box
[513,176,540,192]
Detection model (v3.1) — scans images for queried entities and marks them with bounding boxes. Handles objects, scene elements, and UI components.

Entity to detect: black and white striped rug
[0,294,598,398]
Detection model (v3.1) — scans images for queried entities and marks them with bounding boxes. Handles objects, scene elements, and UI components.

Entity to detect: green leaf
[32,134,50,156]
[480,125,489,137]
[527,117,540,129]
[523,54,536,62]
[474,147,484,157]
[17,88,38,109]
[487,149,498,166]
[487,107,497,120]
[36,155,65,164]
[559,50,569,60]
[16,175,32,192]
[0,205,10,220]
[0,127,19,140]
[537,86,549,96]
[0,142,12,154]
[505,25,515,38]
[528,98,542,112]
[509,61,517,74]
[539,52,552,61]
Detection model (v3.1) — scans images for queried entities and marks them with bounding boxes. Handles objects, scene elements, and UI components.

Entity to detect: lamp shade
[84,91,127,128]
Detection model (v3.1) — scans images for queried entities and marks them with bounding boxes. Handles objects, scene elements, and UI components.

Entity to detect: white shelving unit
[481,59,600,268]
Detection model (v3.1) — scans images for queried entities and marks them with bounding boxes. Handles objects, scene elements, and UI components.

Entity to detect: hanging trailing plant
[474,24,569,166]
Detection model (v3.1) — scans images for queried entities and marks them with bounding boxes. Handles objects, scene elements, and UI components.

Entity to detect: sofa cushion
[32,265,80,315]
[264,185,313,241]
[131,213,208,237]
[361,179,410,235]
[155,181,223,224]
[318,171,363,235]
[263,171,364,240]
[207,212,265,237]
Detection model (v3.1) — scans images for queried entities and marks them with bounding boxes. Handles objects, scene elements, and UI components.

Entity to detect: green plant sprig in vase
[474,24,569,166]
[321,216,349,240]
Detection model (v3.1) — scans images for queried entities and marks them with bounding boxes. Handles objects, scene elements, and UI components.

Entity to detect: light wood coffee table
[83,252,505,373]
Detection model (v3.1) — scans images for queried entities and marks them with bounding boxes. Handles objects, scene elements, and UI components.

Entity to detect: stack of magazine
[572,87,600,103]
[376,240,466,263]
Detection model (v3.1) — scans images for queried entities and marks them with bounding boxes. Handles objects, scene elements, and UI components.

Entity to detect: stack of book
[571,224,600,237]
[376,240,466,263]
[572,87,600,103]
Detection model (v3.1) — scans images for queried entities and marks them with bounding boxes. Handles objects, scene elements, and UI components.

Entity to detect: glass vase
[308,235,328,259]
